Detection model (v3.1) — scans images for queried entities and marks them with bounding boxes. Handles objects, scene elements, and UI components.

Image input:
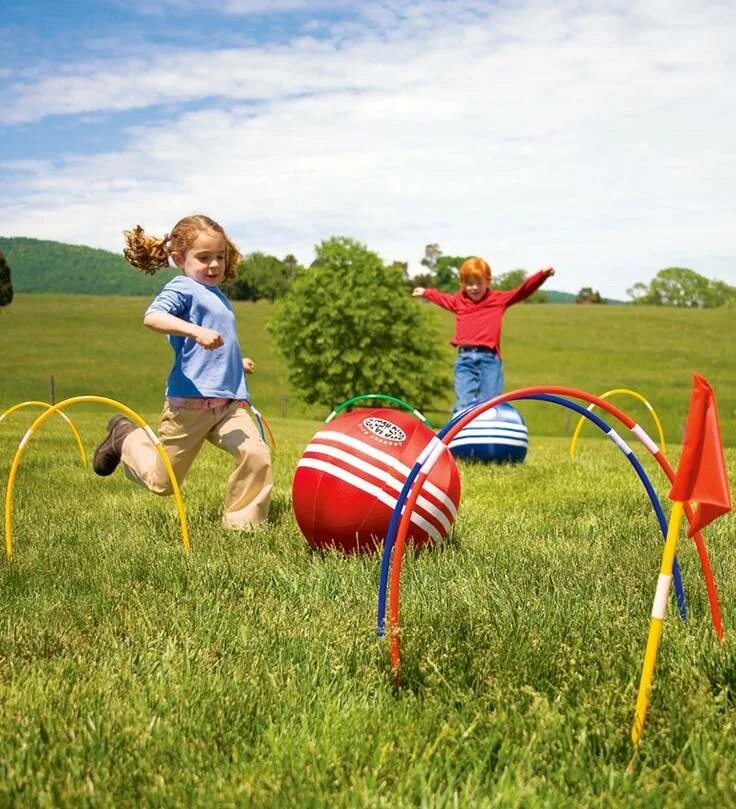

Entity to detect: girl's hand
[541,266,555,277]
[411,287,426,297]
[196,327,224,349]
[243,357,255,374]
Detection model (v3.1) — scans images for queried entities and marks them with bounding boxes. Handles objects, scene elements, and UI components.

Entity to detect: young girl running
[93,214,272,531]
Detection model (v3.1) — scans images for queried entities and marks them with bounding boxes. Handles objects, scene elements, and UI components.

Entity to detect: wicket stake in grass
[3,395,190,558]
[378,390,689,675]
[0,400,88,467]
[632,374,732,746]
[377,385,699,637]
[379,383,728,679]
[569,388,667,458]
[325,393,434,428]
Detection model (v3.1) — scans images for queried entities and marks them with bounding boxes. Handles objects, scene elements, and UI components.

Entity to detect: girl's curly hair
[123,215,241,280]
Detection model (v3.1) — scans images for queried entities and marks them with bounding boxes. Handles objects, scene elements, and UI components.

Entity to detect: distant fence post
[49,374,56,405]
[280,396,288,418]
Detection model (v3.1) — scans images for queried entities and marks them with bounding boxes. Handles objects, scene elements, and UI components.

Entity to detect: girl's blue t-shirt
[145,275,248,400]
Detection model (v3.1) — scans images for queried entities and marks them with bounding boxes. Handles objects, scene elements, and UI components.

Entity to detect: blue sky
[2,0,735,299]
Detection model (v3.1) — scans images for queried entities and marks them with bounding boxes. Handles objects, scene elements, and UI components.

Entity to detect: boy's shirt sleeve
[422,288,460,312]
[502,269,549,306]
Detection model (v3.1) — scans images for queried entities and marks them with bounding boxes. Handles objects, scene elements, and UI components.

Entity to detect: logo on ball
[361,417,406,444]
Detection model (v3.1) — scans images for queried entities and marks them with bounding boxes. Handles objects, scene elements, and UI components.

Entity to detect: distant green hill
[543,289,625,304]
[544,289,577,304]
[0,236,179,296]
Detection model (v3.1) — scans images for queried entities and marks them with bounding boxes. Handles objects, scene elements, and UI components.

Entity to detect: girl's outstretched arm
[143,311,223,349]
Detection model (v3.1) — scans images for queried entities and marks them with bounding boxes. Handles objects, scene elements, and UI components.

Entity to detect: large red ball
[292,408,461,554]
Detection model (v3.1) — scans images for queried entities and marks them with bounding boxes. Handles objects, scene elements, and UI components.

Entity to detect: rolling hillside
[0,237,179,296]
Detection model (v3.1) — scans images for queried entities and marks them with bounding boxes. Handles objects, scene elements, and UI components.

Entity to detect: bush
[269,236,449,410]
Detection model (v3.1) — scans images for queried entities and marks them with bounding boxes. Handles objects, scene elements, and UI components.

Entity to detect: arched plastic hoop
[1,400,87,467]
[3,396,190,559]
[569,388,667,458]
[325,394,435,429]
[378,393,685,673]
[378,385,723,676]
[240,400,277,449]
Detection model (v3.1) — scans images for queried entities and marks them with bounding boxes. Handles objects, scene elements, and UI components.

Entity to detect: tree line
[223,243,735,309]
[627,267,736,308]
[222,243,554,304]
[1,236,734,310]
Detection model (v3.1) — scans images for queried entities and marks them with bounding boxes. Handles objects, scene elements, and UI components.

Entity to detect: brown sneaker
[93,416,135,476]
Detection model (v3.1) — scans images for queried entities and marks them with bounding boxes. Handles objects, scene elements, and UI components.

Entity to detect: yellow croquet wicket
[569,388,667,458]
[0,400,88,467]
[631,500,685,747]
[3,395,190,559]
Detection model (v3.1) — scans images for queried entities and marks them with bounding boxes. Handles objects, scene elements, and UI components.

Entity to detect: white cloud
[2,0,735,298]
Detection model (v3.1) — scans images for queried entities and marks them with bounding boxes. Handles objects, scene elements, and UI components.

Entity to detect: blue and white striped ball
[449,403,528,463]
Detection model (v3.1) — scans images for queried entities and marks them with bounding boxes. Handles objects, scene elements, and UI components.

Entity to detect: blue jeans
[453,349,504,415]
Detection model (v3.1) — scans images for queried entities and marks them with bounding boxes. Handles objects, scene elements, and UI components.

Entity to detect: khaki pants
[120,400,272,530]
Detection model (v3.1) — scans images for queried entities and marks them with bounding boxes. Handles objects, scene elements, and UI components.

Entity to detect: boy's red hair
[459,257,491,284]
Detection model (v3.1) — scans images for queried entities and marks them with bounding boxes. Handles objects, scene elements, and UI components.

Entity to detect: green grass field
[1,294,735,806]
[2,294,734,443]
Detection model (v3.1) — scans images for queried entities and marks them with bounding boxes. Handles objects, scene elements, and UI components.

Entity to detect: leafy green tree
[495,268,548,303]
[576,287,606,304]
[408,270,435,290]
[417,243,464,291]
[708,279,736,308]
[225,252,300,302]
[390,260,409,280]
[0,251,13,310]
[434,255,463,291]
[270,236,450,409]
[627,267,736,307]
[626,282,650,303]
[494,268,526,291]
[420,243,442,274]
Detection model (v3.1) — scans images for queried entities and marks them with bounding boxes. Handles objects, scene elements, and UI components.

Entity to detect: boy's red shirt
[421,269,549,359]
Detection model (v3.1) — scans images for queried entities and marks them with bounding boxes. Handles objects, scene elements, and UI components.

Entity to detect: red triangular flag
[669,374,732,536]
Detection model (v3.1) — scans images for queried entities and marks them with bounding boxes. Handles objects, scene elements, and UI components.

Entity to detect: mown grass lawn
[2,294,735,442]
[0,409,734,807]
[0,295,734,806]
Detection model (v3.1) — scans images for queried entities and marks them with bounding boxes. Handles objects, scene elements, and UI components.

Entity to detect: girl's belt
[167,396,234,410]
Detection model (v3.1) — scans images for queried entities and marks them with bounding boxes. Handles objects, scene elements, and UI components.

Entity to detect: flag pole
[631,500,685,747]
